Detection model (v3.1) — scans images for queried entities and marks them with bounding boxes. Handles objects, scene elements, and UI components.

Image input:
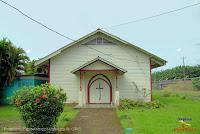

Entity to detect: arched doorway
[87,74,112,104]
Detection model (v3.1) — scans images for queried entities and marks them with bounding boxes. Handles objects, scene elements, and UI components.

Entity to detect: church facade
[35,29,166,107]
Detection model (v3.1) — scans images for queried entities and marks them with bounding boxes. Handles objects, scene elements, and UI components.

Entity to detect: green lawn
[0,105,22,130]
[1,89,200,134]
[0,104,79,132]
[117,90,200,134]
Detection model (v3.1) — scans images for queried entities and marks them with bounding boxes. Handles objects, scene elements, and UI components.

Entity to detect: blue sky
[0,0,200,70]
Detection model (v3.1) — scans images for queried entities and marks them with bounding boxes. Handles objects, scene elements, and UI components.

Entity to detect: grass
[117,89,200,134]
[0,105,22,130]
[1,81,200,134]
[57,104,79,128]
[0,104,79,132]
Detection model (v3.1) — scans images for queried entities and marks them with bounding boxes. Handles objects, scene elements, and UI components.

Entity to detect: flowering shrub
[118,98,164,110]
[11,83,67,133]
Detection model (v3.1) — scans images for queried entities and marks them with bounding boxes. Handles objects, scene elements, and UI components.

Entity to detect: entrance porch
[71,57,127,108]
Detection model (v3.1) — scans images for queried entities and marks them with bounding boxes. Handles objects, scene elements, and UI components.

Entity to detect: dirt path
[64,108,123,134]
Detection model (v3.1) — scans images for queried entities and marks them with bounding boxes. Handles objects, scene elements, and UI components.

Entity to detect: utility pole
[183,56,186,81]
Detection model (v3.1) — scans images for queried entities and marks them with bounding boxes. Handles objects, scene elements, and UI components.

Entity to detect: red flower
[35,98,40,103]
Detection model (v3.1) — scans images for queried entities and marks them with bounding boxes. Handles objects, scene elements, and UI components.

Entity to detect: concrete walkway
[65,108,123,134]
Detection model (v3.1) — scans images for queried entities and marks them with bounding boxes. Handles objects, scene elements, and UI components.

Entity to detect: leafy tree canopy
[153,65,200,81]
[24,60,37,75]
[0,38,29,93]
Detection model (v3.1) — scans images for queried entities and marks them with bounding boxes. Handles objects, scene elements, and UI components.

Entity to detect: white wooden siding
[50,36,151,103]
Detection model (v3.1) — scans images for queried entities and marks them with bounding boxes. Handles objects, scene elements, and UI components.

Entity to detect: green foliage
[0,38,29,98]
[180,95,186,100]
[11,84,67,133]
[24,60,37,75]
[24,60,48,75]
[118,99,143,110]
[192,78,200,90]
[145,100,163,109]
[153,65,200,81]
[118,98,164,110]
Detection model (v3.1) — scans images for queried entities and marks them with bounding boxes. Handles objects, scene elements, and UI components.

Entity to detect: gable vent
[85,37,114,45]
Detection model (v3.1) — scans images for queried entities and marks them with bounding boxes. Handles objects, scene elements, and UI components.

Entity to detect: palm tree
[0,38,29,103]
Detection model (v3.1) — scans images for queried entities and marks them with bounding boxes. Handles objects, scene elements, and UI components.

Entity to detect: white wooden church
[35,29,166,107]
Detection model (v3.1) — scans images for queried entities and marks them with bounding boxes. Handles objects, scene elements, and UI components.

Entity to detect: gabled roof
[71,56,127,73]
[35,29,167,68]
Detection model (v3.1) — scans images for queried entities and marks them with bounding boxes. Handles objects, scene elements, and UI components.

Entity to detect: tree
[24,60,49,76]
[0,38,29,103]
[153,65,200,81]
[24,60,37,75]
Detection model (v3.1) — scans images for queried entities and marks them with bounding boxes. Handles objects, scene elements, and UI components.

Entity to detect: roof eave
[151,57,167,69]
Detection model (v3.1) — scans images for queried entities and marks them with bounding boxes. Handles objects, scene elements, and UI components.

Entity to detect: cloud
[176,48,182,52]
[26,49,31,54]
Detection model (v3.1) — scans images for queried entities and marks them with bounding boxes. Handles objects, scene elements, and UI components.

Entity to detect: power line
[0,0,156,70]
[102,2,200,29]
[0,0,149,64]
[0,0,153,78]
[0,0,75,41]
